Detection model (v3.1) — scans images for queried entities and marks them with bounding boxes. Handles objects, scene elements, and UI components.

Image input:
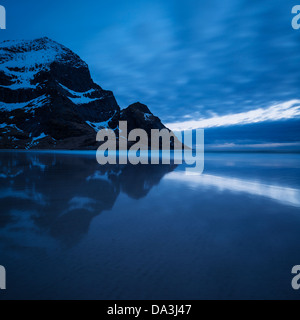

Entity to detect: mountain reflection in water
[1,151,300,300]
[0,152,176,247]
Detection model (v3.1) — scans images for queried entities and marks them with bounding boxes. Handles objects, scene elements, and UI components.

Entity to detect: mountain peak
[0,37,87,69]
[0,37,89,91]
[0,38,174,150]
[0,37,64,52]
[126,102,152,114]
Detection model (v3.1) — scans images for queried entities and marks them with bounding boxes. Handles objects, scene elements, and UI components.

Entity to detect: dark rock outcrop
[0,38,176,150]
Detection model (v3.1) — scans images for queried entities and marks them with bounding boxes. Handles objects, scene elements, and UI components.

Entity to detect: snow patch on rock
[59,83,103,105]
[0,95,49,112]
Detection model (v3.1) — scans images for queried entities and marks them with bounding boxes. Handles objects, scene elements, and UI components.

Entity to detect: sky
[1,0,300,147]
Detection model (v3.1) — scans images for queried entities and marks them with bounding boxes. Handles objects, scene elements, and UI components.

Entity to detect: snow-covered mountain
[0,37,171,149]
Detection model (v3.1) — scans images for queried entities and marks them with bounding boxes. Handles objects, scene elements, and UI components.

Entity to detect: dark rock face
[117,102,180,149]
[0,38,174,150]
[120,102,166,132]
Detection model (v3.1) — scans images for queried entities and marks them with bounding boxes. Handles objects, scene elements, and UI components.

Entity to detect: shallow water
[0,151,300,300]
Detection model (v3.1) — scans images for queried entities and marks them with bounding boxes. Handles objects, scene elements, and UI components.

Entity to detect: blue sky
[1,0,300,145]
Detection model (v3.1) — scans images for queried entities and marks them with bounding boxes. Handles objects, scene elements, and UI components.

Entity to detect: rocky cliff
[0,37,175,150]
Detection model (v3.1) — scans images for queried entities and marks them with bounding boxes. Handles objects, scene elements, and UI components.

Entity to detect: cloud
[78,0,300,122]
[206,142,300,149]
[166,100,300,131]
[4,1,300,123]
[82,3,179,110]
